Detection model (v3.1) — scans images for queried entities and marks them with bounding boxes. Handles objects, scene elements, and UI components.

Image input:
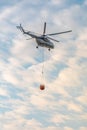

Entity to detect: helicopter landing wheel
[48,48,50,51]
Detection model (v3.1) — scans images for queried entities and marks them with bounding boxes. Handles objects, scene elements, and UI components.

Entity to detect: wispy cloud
[0,0,87,130]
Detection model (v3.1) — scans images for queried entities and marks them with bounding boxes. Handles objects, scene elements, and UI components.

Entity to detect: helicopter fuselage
[36,37,54,49]
[17,23,72,50]
[25,31,54,49]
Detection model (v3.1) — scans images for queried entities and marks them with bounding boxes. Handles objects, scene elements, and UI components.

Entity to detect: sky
[0,0,87,130]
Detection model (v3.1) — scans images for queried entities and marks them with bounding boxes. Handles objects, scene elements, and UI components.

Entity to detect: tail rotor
[16,24,25,33]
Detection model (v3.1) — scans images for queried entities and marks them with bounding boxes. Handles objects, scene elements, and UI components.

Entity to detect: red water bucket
[40,84,45,90]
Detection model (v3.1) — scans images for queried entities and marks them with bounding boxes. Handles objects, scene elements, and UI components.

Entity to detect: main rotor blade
[43,22,46,35]
[47,36,59,42]
[26,38,34,40]
[47,30,72,36]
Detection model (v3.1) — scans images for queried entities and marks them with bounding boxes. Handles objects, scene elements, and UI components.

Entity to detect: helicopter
[17,22,72,51]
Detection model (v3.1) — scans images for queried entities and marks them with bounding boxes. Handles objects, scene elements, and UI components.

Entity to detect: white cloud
[84,0,87,5]
[67,101,83,112]
[43,126,62,130]
[50,114,70,124]
[64,127,73,130]
[57,100,83,112]
[78,28,87,41]
[58,68,81,87]
[77,95,87,105]
[79,113,87,120]
[51,0,66,6]
[40,9,49,19]
[30,94,49,109]
[80,127,87,130]
[76,41,87,58]
[2,70,20,85]
[0,88,8,96]
[77,88,87,105]
[0,0,87,130]
[0,8,12,21]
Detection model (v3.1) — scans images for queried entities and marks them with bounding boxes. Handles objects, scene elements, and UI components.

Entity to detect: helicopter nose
[51,43,54,49]
[52,45,54,49]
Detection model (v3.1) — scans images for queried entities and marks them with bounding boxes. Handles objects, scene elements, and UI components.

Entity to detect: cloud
[30,94,49,109]
[67,101,83,112]
[76,88,87,105]
[57,100,83,112]
[64,127,73,130]
[0,0,87,130]
[58,67,81,87]
[80,127,87,130]
[77,95,87,105]
[0,88,8,96]
[50,114,70,123]
[84,0,87,5]
[51,0,66,6]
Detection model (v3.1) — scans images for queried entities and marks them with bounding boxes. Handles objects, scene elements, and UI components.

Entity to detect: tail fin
[16,24,25,33]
